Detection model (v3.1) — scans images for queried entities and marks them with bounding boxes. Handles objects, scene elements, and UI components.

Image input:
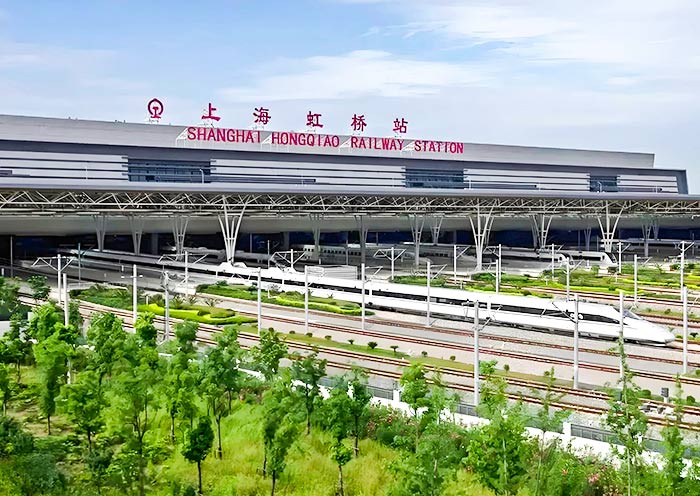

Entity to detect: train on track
[64,249,675,346]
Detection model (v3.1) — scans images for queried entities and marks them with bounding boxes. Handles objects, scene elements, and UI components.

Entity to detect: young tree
[399,363,430,451]
[25,302,62,342]
[27,275,50,303]
[529,368,571,496]
[604,335,648,496]
[325,378,354,496]
[182,417,214,495]
[660,377,688,495]
[0,277,20,315]
[268,420,301,496]
[251,328,288,381]
[59,370,104,450]
[33,332,70,435]
[134,312,158,346]
[347,366,372,456]
[86,312,128,386]
[111,334,163,496]
[261,376,302,479]
[0,314,31,383]
[290,351,327,434]
[0,364,13,415]
[163,321,200,442]
[200,333,246,459]
[467,372,532,495]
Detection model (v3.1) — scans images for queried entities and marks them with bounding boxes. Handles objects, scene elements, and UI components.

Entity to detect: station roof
[0,181,699,218]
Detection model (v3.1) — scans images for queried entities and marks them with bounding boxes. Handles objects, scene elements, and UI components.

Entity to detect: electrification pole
[683,285,688,374]
[57,253,63,305]
[304,265,309,334]
[163,271,171,341]
[257,268,262,335]
[573,294,579,389]
[63,273,69,327]
[633,254,638,304]
[361,263,366,331]
[132,264,138,324]
[391,246,395,280]
[619,290,625,380]
[473,300,480,407]
[426,260,431,327]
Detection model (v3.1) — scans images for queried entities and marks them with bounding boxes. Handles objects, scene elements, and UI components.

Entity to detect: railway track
[65,298,700,427]
[200,292,700,371]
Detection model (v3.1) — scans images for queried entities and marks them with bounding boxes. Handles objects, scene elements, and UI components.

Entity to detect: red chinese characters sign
[183,126,465,155]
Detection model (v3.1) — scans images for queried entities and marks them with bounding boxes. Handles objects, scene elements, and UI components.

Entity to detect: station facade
[0,114,695,259]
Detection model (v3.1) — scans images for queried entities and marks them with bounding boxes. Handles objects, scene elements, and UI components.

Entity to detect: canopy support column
[597,204,622,253]
[355,215,369,265]
[171,216,189,261]
[129,216,145,256]
[469,206,494,272]
[92,215,106,252]
[218,201,246,264]
[310,214,323,264]
[530,214,552,249]
[583,227,592,251]
[409,214,425,269]
[428,215,443,245]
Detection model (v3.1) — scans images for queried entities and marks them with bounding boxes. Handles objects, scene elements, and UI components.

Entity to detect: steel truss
[0,188,699,218]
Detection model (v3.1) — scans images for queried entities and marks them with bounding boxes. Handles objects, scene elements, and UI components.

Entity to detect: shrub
[324,335,332,341]
[664,308,672,315]
[390,345,399,355]
[348,339,355,346]
[288,330,295,335]
[421,351,428,357]
[503,364,510,373]
[305,332,313,338]
[449,355,456,361]
[367,341,378,350]
[640,389,652,399]
[687,395,696,405]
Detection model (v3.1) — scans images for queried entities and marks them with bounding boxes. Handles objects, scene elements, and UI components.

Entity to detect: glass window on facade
[127,159,212,183]
[405,167,464,189]
[589,175,618,192]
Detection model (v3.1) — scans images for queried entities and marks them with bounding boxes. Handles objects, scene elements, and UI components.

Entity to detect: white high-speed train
[67,250,676,346]
[227,265,674,346]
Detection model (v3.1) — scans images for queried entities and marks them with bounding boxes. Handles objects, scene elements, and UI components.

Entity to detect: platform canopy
[0,183,698,219]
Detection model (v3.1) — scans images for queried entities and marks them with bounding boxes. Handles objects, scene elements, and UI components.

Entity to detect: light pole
[257,268,262,335]
[473,300,480,407]
[426,260,431,327]
[304,265,309,335]
[573,294,579,389]
[57,253,63,304]
[633,254,638,304]
[361,263,366,331]
[163,271,171,341]
[619,290,625,380]
[63,273,69,327]
[683,285,688,374]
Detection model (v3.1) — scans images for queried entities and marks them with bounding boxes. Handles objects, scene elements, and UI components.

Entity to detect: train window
[581,314,618,324]
[623,310,643,321]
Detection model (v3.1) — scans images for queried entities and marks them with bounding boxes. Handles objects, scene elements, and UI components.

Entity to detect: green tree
[111,334,163,496]
[0,277,20,316]
[86,312,127,386]
[59,370,104,450]
[252,328,288,381]
[261,376,302,480]
[268,420,301,496]
[182,417,214,495]
[27,275,50,303]
[604,335,648,496]
[0,314,31,383]
[200,331,246,459]
[325,377,355,496]
[25,302,62,342]
[290,351,327,434]
[467,373,532,495]
[529,368,571,496]
[0,364,13,415]
[399,363,430,451]
[163,321,200,443]
[134,312,157,346]
[33,332,70,435]
[660,377,688,496]
[347,366,372,456]
[85,446,113,495]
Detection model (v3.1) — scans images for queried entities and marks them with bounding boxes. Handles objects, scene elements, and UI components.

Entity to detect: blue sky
[1,0,699,190]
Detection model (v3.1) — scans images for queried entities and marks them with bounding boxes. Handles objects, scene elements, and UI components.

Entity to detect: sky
[1,0,699,190]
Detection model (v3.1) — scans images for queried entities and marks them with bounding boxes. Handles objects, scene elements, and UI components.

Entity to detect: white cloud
[221,50,491,101]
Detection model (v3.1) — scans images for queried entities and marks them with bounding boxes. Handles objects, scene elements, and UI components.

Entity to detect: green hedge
[138,303,256,325]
